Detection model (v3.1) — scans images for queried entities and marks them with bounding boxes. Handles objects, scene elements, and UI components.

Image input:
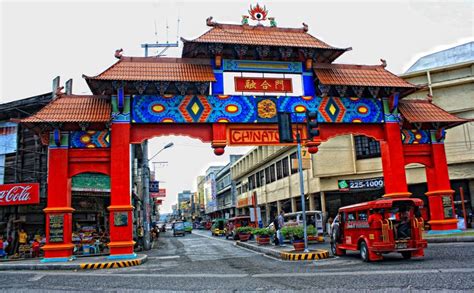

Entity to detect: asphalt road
[0,229,472,292]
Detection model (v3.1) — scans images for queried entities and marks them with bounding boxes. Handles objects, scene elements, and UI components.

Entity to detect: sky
[1,0,473,212]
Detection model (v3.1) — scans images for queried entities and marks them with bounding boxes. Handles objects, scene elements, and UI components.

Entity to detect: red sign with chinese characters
[234,77,293,92]
[0,183,40,206]
[228,126,307,145]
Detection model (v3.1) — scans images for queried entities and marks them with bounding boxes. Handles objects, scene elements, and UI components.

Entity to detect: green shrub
[235,226,254,234]
[252,228,275,236]
[281,225,316,240]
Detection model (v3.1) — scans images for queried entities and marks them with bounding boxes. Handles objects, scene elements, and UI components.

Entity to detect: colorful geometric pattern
[131,95,384,124]
[70,130,110,148]
[223,59,303,73]
[401,129,431,144]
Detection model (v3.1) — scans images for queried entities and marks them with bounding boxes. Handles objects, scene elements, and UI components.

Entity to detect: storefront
[71,173,110,255]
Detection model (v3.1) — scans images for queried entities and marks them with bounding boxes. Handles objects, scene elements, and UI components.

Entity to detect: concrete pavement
[0,230,472,291]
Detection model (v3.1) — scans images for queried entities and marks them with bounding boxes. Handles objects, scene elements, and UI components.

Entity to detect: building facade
[215,155,243,218]
[231,42,474,227]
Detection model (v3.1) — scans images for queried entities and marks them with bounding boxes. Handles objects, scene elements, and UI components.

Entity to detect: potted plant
[281,226,307,251]
[235,226,254,242]
[252,228,274,245]
[306,225,320,243]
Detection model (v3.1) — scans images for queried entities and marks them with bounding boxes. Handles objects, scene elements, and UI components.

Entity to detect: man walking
[277,210,285,246]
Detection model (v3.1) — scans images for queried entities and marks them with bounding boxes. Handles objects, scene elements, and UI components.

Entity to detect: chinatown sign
[0,183,40,206]
[234,77,292,92]
[228,126,307,145]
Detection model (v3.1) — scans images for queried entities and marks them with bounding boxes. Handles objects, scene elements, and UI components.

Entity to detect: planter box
[293,240,305,251]
[256,235,270,245]
[239,233,251,242]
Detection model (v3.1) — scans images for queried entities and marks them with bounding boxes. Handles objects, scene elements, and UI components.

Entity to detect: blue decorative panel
[70,130,110,148]
[132,95,384,124]
[401,129,431,144]
[223,59,303,73]
[212,70,224,95]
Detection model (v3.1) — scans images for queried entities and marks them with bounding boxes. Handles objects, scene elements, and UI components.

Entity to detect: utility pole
[296,131,309,253]
[142,140,151,250]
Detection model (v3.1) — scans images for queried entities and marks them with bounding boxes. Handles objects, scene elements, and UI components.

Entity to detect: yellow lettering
[244,80,257,89]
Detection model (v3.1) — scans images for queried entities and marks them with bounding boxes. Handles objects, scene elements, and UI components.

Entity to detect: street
[0,230,473,292]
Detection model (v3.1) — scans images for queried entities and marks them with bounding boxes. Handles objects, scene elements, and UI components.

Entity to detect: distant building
[203,166,224,217]
[215,155,243,218]
[0,92,52,238]
[401,41,474,215]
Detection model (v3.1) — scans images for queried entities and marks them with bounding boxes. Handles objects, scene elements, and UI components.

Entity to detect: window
[358,211,368,221]
[290,152,298,174]
[276,160,283,180]
[282,157,290,177]
[248,175,255,190]
[257,170,265,187]
[265,166,272,184]
[269,164,276,182]
[346,212,356,221]
[354,136,381,159]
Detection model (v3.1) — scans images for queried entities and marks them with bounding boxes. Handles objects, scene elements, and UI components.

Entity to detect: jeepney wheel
[360,241,370,262]
[401,251,412,259]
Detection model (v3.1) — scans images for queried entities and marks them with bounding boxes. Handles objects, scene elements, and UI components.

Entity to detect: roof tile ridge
[313,63,386,70]
[83,58,122,80]
[378,66,416,87]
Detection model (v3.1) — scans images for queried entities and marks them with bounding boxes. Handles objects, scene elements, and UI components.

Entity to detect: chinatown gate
[22,6,469,261]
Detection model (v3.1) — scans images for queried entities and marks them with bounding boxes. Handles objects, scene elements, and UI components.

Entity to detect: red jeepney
[225,216,255,240]
[330,197,427,262]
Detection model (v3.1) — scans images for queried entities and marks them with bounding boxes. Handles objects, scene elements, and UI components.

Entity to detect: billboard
[0,183,40,206]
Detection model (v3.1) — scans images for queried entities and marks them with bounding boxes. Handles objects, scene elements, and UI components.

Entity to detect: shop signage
[229,128,305,145]
[49,214,64,243]
[234,77,292,92]
[149,181,159,192]
[0,183,39,206]
[151,188,166,198]
[338,177,384,191]
[114,212,128,227]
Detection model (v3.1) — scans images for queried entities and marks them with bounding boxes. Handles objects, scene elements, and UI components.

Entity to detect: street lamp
[142,141,174,250]
[149,142,174,161]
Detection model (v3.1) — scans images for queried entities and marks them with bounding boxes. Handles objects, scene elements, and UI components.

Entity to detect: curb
[235,241,330,261]
[80,255,147,270]
[426,236,474,243]
[280,250,329,261]
[0,254,147,271]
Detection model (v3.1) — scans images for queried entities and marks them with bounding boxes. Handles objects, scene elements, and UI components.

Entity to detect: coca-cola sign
[0,183,40,206]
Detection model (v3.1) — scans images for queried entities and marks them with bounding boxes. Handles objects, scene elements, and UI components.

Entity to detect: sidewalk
[424,228,474,243]
[236,239,331,261]
[0,254,148,271]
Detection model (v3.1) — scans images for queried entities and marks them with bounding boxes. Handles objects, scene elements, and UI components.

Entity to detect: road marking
[253,267,474,278]
[28,274,44,282]
[192,231,232,244]
[148,255,180,260]
[3,267,473,279]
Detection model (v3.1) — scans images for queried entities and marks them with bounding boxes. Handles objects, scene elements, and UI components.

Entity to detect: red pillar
[42,147,75,261]
[425,142,458,232]
[107,122,135,259]
[381,122,411,198]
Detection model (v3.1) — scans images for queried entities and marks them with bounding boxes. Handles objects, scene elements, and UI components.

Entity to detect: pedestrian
[368,209,383,229]
[137,225,144,251]
[32,239,40,258]
[277,210,285,246]
[272,214,280,246]
[0,235,6,258]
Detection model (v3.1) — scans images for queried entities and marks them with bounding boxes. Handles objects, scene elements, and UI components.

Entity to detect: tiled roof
[22,95,110,123]
[399,100,468,124]
[84,57,216,82]
[183,23,337,49]
[314,63,415,88]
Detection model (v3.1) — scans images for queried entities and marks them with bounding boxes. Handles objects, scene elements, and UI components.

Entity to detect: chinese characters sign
[234,77,293,92]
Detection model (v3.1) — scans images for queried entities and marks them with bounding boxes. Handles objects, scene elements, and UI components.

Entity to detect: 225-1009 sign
[338,177,384,191]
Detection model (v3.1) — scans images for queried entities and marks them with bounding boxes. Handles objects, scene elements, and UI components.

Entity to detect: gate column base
[108,205,134,257]
[43,208,74,260]
[425,190,458,232]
